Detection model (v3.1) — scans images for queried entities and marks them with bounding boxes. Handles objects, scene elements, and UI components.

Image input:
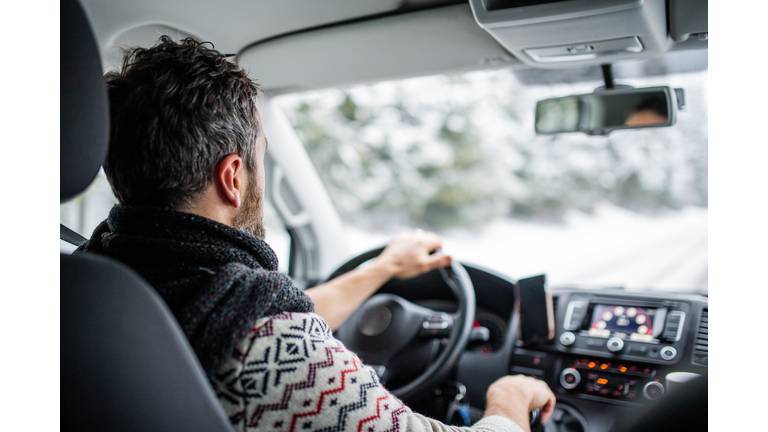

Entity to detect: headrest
[61,0,109,202]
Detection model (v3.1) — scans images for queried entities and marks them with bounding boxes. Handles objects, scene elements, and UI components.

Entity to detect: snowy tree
[278,52,708,231]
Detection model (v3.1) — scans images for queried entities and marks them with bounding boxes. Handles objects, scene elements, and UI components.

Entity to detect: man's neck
[183,187,235,228]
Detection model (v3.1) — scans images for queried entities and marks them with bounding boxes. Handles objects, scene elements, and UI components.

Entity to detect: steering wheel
[328,247,476,400]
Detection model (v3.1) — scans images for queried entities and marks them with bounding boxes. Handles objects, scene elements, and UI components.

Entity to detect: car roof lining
[81,0,707,92]
[82,0,466,72]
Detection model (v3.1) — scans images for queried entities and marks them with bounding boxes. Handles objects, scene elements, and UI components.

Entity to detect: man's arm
[404,376,556,432]
[304,229,452,330]
[213,312,555,432]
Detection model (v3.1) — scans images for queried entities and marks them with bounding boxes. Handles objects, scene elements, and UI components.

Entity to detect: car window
[276,51,708,293]
[59,170,292,273]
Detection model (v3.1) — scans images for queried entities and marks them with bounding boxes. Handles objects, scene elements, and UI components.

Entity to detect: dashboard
[385,263,708,432]
[372,263,709,432]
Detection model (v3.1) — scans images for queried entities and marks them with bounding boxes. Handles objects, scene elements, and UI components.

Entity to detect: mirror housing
[535,86,683,136]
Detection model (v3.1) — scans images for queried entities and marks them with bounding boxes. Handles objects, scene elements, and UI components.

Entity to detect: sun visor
[238,4,520,93]
[469,0,674,68]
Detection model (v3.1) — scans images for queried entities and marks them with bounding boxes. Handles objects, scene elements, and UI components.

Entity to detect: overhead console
[468,0,677,68]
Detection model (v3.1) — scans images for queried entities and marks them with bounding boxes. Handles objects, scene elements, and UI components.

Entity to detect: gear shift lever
[530,408,544,432]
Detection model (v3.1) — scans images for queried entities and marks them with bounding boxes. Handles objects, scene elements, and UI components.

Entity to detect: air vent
[551,295,559,316]
[692,309,708,366]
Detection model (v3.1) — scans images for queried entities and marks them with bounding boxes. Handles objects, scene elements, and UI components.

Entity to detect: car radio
[558,356,665,404]
[556,295,690,365]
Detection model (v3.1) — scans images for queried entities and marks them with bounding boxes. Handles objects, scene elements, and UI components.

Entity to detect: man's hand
[304,229,451,330]
[484,376,556,432]
[371,229,452,280]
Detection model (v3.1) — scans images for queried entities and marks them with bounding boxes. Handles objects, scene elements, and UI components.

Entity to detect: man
[78,36,555,432]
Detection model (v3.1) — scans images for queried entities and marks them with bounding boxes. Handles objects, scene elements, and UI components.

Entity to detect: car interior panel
[62,0,709,430]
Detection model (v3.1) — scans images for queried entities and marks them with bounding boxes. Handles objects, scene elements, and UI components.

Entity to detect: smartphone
[516,274,555,345]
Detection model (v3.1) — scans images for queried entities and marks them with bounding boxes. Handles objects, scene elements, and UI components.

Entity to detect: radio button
[643,381,665,400]
[564,301,588,330]
[560,332,576,346]
[629,345,648,356]
[648,346,660,358]
[560,368,581,390]
[607,337,624,352]
[660,346,677,360]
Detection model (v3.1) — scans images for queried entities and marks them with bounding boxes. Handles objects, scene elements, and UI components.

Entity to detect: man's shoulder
[249,312,332,342]
[217,312,344,377]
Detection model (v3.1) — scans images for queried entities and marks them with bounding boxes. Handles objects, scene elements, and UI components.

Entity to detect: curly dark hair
[103,36,261,209]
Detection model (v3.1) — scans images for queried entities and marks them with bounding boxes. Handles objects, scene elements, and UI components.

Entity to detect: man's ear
[214,154,245,209]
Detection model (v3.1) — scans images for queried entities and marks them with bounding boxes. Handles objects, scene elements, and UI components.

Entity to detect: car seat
[60,1,235,430]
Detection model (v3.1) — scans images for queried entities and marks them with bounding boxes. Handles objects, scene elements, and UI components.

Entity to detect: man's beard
[232,172,265,238]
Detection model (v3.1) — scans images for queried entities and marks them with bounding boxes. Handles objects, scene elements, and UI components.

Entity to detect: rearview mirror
[535,86,681,135]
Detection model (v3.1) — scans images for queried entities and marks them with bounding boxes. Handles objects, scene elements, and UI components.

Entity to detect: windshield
[277,50,708,293]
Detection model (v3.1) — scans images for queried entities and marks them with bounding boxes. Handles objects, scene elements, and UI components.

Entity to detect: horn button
[358,304,393,336]
[338,294,445,367]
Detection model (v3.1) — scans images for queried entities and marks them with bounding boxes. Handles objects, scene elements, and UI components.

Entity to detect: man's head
[104,36,266,237]
[624,95,669,127]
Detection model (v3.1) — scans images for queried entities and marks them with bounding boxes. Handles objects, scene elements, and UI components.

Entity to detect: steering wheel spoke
[419,312,454,338]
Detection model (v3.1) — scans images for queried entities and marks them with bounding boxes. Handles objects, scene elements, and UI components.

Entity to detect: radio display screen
[587,304,657,342]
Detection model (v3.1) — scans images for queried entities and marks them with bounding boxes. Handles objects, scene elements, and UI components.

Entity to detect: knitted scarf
[76,204,315,379]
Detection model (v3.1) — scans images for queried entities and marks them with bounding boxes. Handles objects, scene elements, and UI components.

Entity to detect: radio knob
[643,381,665,400]
[560,368,581,390]
[560,331,576,346]
[607,337,624,352]
[660,346,677,360]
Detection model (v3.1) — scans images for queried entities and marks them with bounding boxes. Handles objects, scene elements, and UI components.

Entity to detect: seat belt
[61,224,87,247]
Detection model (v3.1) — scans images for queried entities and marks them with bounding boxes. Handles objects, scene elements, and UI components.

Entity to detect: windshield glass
[277,50,708,293]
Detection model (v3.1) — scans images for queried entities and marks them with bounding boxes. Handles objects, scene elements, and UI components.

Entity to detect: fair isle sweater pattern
[213,312,407,432]
[213,312,524,432]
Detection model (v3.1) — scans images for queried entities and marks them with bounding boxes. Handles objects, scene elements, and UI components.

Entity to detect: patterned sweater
[212,312,524,432]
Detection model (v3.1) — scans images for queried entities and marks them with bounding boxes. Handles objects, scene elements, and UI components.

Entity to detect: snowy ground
[344,204,708,294]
